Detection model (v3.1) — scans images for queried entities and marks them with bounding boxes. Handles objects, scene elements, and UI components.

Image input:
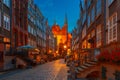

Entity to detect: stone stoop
[75,60,98,78]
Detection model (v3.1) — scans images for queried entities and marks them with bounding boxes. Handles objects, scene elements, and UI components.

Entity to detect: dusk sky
[34,0,80,32]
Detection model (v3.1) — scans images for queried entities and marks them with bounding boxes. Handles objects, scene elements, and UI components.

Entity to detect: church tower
[64,14,68,25]
[61,14,68,34]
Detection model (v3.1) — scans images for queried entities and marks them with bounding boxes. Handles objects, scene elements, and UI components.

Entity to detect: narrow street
[0,59,68,80]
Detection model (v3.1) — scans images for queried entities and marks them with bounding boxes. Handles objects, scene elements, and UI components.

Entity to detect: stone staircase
[75,60,97,74]
[67,60,98,80]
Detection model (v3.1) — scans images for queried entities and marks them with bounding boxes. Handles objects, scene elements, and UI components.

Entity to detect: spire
[54,19,57,25]
[54,19,56,25]
[64,13,68,25]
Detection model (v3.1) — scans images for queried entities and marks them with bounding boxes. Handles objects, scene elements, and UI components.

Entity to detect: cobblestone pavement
[0,59,69,80]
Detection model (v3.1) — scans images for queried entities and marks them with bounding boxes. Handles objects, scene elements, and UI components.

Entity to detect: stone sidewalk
[0,59,69,80]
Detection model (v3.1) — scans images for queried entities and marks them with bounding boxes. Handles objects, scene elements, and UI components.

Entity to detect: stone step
[68,72,71,75]
[77,67,84,72]
[84,63,94,67]
[75,69,80,73]
[74,61,98,74]
[87,61,97,65]
[80,65,88,69]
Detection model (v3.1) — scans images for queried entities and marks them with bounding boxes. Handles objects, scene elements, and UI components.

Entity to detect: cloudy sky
[34,0,80,32]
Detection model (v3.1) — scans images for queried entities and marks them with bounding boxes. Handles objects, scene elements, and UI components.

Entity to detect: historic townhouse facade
[46,20,56,55]
[106,0,120,45]
[0,0,12,71]
[0,0,29,71]
[28,0,47,53]
[0,0,11,53]
[28,0,37,47]
[71,28,79,60]
[0,0,54,71]
[11,0,28,49]
[76,0,106,65]
[74,0,120,79]
[35,5,46,53]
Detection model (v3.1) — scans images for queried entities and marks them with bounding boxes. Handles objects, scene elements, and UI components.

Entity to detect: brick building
[11,0,28,49]
[0,0,15,71]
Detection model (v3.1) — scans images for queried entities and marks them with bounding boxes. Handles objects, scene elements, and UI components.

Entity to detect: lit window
[108,13,117,44]
[3,14,10,30]
[82,40,87,49]
[3,37,10,51]
[4,37,10,42]
[96,0,101,16]
[3,0,10,7]
[96,25,101,47]
[87,34,91,48]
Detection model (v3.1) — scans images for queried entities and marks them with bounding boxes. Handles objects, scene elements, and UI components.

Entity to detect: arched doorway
[86,71,100,80]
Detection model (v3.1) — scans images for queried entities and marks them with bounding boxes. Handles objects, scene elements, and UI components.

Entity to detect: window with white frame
[3,14,10,30]
[82,26,86,39]
[91,30,95,37]
[108,13,117,43]
[28,25,31,33]
[108,0,114,6]
[87,0,91,8]
[91,7,95,22]
[3,0,10,7]
[96,0,101,16]
[96,25,101,47]
[31,27,33,34]
[33,29,36,36]
[88,14,90,27]
[0,11,1,27]
[82,12,86,24]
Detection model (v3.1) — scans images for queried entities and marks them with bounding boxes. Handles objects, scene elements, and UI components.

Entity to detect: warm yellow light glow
[3,38,10,42]
[67,49,71,55]
[35,48,40,52]
[64,45,67,49]
[82,40,87,49]
[54,35,56,38]
[49,50,52,53]
[67,52,70,55]
[56,50,58,53]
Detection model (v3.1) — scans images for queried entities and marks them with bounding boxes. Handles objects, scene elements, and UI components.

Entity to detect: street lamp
[64,45,67,49]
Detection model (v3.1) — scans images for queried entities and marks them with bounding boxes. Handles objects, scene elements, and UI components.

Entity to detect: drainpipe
[103,0,107,46]
[10,0,13,55]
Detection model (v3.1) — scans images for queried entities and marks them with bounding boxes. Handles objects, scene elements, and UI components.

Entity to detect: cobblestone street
[0,59,68,80]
